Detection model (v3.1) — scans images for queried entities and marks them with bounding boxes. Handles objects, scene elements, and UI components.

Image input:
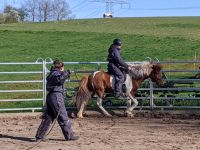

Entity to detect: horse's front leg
[125,97,133,117]
[125,94,138,117]
[97,97,112,117]
[124,74,136,117]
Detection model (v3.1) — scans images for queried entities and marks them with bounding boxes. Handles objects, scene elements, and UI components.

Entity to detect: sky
[0,0,200,19]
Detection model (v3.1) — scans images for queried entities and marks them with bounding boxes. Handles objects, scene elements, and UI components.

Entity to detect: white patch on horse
[124,74,132,94]
[110,75,115,89]
[110,74,132,94]
[91,71,101,92]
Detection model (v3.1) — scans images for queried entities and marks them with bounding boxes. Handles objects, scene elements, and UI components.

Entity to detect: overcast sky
[1,0,200,18]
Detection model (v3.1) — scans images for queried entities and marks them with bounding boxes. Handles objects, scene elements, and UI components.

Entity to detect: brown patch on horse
[152,63,162,72]
[131,78,144,96]
[103,72,113,92]
[150,63,163,85]
[92,72,113,97]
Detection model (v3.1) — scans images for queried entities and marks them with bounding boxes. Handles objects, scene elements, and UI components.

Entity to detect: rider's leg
[108,64,124,94]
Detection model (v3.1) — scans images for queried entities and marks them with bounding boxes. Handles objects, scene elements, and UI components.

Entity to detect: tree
[37,0,43,22]
[52,0,71,21]
[4,5,13,13]
[41,0,53,22]
[22,0,38,22]
[16,8,27,22]
[21,0,72,22]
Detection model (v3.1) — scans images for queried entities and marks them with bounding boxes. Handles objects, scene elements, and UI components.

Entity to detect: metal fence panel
[0,59,199,112]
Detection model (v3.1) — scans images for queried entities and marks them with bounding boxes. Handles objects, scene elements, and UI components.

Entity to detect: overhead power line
[115,6,200,17]
[83,6,105,18]
[71,0,87,10]
[133,6,200,11]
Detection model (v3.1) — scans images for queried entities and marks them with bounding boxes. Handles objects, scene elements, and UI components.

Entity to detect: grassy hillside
[1,17,200,39]
[0,17,200,62]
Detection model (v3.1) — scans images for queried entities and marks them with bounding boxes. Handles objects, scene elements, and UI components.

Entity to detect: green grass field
[0,17,200,62]
[0,17,200,110]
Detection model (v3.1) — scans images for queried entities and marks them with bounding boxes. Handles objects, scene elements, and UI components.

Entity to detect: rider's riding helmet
[113,38,122,46]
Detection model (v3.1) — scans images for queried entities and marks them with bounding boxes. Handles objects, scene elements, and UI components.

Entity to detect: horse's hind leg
[77,92,91,118]
[97,97,112,117]
[77,102,86,118]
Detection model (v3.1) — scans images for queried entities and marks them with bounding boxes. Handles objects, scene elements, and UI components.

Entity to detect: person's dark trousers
[108,63,124,93]
[35,92,73,140]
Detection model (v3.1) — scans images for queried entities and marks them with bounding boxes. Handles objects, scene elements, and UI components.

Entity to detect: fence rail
[0,59,200,112]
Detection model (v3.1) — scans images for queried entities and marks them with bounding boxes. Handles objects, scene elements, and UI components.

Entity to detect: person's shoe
[35,137,48,142]
[115,92,128,100]
[66,135,79,141]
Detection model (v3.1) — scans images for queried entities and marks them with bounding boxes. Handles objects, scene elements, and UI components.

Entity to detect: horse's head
[149,63,163,86]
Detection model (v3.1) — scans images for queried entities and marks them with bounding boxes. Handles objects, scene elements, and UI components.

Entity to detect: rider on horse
[107,38,132,99]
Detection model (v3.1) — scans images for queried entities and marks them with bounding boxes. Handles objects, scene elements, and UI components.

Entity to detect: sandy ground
[0,111,200,150]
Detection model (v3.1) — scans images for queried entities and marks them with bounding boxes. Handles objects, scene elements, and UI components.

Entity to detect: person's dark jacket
[46,67,70,93]
[107,45,128,69]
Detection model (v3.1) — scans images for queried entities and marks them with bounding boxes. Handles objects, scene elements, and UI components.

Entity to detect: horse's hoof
[127,114,134,118]
[125,112,134,118]
[83,113,88,117]
[106,114,112,118]
[70,113,76,119]
[77,116,84,119]
[77,114,84,119]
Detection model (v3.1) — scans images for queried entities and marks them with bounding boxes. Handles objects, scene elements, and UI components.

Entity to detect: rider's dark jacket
[107,45,128,70]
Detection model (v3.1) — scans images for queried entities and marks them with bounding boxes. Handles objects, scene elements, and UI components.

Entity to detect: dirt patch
[0,111,200,150]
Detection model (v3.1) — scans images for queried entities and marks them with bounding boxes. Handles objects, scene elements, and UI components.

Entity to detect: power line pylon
[90,0,130,18]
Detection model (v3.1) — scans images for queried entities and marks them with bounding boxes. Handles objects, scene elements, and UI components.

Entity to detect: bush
[4,9,21,23]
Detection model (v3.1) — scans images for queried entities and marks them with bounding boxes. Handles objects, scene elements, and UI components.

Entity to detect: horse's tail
[73,76,91,111]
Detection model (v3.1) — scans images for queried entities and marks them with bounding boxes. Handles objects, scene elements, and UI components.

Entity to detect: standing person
[35,60,79,141]
[107,38,132,99]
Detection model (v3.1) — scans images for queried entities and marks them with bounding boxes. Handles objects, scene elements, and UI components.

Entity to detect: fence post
[42,60,47,106]
[149,81,154,110]
[97,63,100,71]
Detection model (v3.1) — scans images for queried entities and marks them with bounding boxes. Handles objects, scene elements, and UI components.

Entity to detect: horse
[74,61,163,118]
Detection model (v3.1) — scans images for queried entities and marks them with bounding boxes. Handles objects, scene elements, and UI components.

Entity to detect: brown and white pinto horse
[74,61,163,118]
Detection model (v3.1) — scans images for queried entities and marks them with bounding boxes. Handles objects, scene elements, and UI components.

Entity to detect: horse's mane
[128,61,152,79]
